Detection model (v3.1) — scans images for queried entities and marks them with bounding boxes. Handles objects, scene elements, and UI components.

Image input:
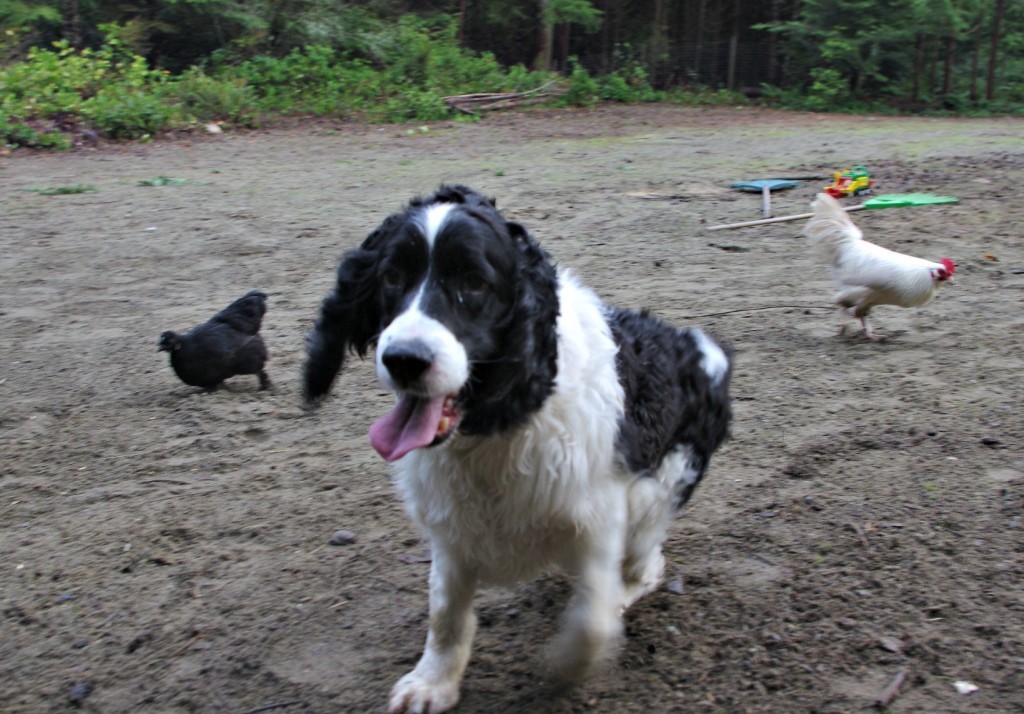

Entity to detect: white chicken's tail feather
[803,192,862,259]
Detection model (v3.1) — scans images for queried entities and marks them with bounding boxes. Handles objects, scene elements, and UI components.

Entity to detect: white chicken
[804,192,955,340]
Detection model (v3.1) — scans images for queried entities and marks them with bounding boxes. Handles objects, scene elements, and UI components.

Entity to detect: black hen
[158,290,272,391]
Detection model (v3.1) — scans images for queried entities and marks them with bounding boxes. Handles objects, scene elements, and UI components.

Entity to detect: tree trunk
[726,0,740,90]
[969,7,984,103]
[457,0,467,47]
[650,0,666,74]
[767,0,779,85]
[560,23,571,72]
[600,0,610,73]
[941,36,956,98]
[928,36,939,99]
[61,0,83,49]
[911,32,924,102]
[693,0,707,83]
[986,0,1006,100]
[534,0,554,71]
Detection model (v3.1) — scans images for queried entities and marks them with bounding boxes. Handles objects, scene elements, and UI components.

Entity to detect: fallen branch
[442,80,565,115]
[476,96,562,112]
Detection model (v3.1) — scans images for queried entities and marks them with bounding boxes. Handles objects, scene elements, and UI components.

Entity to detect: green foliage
[0,32,177,145]
[563,59,599,106]
[599,58,659,103]
[3,1,1022,149]
[0,1,59,56]
[805,66,849,110]
[384,88,449,122]
[543,0,603,33]
[663,85,748,107]
[420,26,512,94]
[227,17,554,121]
[231,46,386,116]
[0,0,59,28]
[165,68,259,125]
[80,85,177,139]
[0,118,70,149]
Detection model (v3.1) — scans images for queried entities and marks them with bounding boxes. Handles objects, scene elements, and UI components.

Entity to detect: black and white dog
[304,185,732,713]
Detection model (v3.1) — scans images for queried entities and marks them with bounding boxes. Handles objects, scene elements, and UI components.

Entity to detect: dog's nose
[382,340,434,388]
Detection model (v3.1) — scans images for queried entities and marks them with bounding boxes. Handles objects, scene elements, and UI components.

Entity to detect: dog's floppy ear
[505,221,560,397]
[430,183,496,209]
[303,220,394,406]
[460,219,560,434]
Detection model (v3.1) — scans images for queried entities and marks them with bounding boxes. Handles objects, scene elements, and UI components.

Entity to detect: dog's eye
[382,268,402,288]
[460,274,486,295]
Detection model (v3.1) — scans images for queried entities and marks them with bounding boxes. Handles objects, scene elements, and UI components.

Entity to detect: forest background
[1,0,1022,148]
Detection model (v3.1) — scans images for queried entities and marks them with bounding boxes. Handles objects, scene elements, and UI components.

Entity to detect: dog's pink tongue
[369,395,446,462]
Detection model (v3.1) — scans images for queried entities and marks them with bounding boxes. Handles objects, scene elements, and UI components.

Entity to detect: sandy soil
[2,105,1023,713]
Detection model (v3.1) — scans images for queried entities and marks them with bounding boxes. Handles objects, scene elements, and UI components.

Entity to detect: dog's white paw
[388,671,461,714]
[622,551,665,611]
[548,615,622,686]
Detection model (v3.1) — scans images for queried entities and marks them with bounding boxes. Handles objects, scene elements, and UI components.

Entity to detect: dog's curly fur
[304,185,732,713]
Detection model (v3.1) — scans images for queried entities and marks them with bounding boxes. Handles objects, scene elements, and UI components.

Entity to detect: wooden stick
[875,668,909,708]
[706,204,867,231]
[769,175,829,180]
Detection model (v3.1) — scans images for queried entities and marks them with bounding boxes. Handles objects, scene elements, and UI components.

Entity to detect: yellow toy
[825,166,874,198]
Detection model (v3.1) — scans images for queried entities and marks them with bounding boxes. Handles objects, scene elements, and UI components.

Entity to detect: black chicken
[158,290,272,391]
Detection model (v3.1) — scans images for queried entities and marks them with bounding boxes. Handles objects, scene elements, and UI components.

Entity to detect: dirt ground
[2,105,1023,714]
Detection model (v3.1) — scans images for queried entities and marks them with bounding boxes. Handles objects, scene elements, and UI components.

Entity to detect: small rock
[126,630,153,654]
[68,681,94,706]
[878,636,904,653]
[664,577,685,595]
[205,122,223,134]
[329,530,357,546]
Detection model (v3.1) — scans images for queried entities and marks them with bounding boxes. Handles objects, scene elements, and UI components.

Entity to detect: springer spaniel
[303,185,732,713]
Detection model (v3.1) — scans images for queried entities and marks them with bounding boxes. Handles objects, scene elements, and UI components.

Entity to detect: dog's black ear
[461,219,560,434]
[432,184,496,210]
[505,222,560,404]
[302,224,391,406]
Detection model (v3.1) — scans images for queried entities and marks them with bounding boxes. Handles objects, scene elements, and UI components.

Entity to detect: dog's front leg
[388,548,477,714]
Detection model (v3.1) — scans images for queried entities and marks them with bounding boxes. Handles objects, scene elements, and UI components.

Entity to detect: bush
[233,46,355,115]
[805,67,848,111]
[382,88,449,122]
[598,50,660,103]
[0,33,173,145]
[564,59,599,107]
[0,119,71,149]
[81,87,178,139]
[166,69,259,125]
[663,85,747,107]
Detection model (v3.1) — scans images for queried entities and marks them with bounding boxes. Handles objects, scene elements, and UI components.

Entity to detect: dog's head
[304,184,560,460]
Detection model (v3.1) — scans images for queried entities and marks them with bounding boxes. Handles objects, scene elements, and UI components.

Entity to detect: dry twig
[442,80,565,115]
[874,668,909,708]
